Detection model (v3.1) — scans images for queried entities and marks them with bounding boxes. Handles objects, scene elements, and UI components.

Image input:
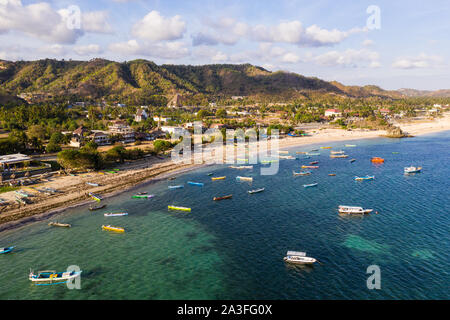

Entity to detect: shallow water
[0,131,449,299]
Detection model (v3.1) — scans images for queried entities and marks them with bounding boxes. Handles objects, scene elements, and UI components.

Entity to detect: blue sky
[0,0,449,90]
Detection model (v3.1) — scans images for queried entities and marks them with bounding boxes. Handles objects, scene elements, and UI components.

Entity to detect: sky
[0,0,449,90]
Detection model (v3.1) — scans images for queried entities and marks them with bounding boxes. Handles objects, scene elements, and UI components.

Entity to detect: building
[167,94,184,108]
[160,126,185,136]
[324,109,342,118]
[135,109,148,122]
[0,153,52,182]
[88,131,110,145]
[70,126,88,147]
[108,121,135,143]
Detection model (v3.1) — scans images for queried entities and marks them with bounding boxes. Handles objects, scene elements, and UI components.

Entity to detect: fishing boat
[404,166,422,174]
[236,158,249,163]
[168,205,191,212]
[0,246,14,254]
[278,151,289,154]
[302,165,319,169]
[293,171,311,176]
[310,149,319,151]
[15,196,29,205]
[168,177,177,180]
[371,157,385,163]
[350,159,356,163]
[229,165,253,170]
[279,155,296,160]
[296,152,308,154]
[86,182,99,187]
[137,192,148,195]
[306,153,320,156]
[260,159,279,164]
[330,150,345,155]
[102,225,125,232]
[248,188,265,194]
[104,212,128,217]
[88,192,102,202]
[345,144,357,147]
[89,204,106,211]
[211,176,226,181]
[338,205,373,215]
[48,222,71,228]
[328,174,336,176]
[29,269,82,285]
[15,190,30,197]
[168,185,184,189]
[207,173,213,176]
[0,198,8,206]
[321,146,332,149]
[303,183,318,188]
[355,175,375,181]
[132,194,155,199]
[309,161,319,165]
[283,251,317,265]
[213,195,232,201]
[236,176,253,182]
[330,154,349,158]
[187,181,204,187]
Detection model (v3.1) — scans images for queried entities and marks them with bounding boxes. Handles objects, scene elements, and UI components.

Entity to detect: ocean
[0,131,449,299]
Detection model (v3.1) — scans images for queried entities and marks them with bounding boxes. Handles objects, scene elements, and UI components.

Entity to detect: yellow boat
[102,225,125,233]
[211,176,226,181]
[168,205,191,212]
[320,146,332,149]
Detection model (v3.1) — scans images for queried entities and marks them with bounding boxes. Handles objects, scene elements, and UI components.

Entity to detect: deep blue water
[0,131,449,299]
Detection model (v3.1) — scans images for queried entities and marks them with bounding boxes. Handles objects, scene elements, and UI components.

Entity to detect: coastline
[1,114,449,233]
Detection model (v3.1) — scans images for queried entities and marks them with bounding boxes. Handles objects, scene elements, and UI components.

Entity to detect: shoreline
[1,115,449,233]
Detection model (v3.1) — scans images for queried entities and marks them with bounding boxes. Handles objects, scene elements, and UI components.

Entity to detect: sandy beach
[1,112,449,232]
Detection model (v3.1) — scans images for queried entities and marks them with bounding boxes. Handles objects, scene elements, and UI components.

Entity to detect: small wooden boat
[213,195,232,201]
[168,205,191,212]
[306,153,320,156]
[29,270,82,285]
[303,183,318,188]
[187,181,204,187]
[302,165,319,169]
[350,159,356,163]
[229,165,253,170]
[88,192,102,202]
[15,190,31,197]
[328,174,336,176]
[309,161,319,165]
[278,151,289,154]
[104,212,128,217]
[48,222,71,228]
[293,171,311,176]
[404,166,422,174]
[283,251,317,265]
[0,246,14,254]
[168,177,177,180]
[207,173,213,176]
[211,176,226,181]
[338,205,373,214]
[371,157,385,163]
[321,146,332,149]
[15,196,30,205]
[248,188,265,194]
[355,175,375,181]
[86,182,99,187]
[236,176,253,182]
[137,192,148,195]
[310,149,319,151]
[330,150,345,155]
[296,152,308,154]
[102,225,125,232]
[89,204,106,211]
[168,185,184,189]
[330,154,349,158]
[279,155,296,160]
[260,159,279,164]
[132,194,155,199]
[237,158,249,163]
[345,144,357,147]
[0,198,8,206]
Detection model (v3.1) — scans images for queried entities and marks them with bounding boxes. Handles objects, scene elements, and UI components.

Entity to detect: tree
[215,108,227,118]
[27,124,46,141]
[46,143,62,153]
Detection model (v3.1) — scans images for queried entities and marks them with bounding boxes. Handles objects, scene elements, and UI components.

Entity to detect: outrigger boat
[283,251,317,265]
[278,151,289,154]
[132,194,154,199]
[104,212,128,217]
[293,171,311,176]
[0,246,14,254]
[102,225,125,232]
[229,165,253,170]
[302,165,319,169]
[168,185,184,189]
[296,151,308,154]
[207,173,213,176]
[303,183,318,188]
[321,146,332,149]
[48,222,71,228]
[15,190,31,198]
[187,181,204,187]
[345,144,357,147]
[371,157,385,163]
[213,195,232,201]
[306,153,320,156]
[328,174,336,176]
[248,188,265,194]
[355,175,375,181]
[279,155,296,160]
[309,161,319,165]
[330,150,345,155]
[211,176,226,181]
[137,192,147,195]
[350,159,356,163]
[88,192,102,202]
[168,205,191,212]
[29,269,82,285]
[86,182,99,187]
[404,166,422,174]
[236,176,253,182]
[330,154,349,158]
[89,204,106,211]
[260,159,279,164]
[338,205,373,215]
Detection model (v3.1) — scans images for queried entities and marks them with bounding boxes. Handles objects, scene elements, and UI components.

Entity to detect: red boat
[309,161,319,165]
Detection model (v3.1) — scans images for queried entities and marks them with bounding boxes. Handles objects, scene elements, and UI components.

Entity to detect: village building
[108,120,135,143]
[135,109,148,122]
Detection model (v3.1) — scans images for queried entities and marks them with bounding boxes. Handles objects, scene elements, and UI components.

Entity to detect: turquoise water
[1,131,449,299]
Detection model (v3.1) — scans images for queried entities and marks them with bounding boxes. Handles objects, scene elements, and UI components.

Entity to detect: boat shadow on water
[285,263,316,274]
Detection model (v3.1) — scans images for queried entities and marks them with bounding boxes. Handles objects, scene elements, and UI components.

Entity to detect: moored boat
[104,212,128,217]
[168,185,184,189]
[279,155,296,160]
[293,171,311,176]
[48,222,71,228]
[330,154,349,158]
[350,159,356,163]
[86,182,99,187]
[309,161,319,165]
[102,225,125,232]
[302,165,319,169]
[371,157,385,163]
[229,165,253,170]
[211,176,226,181]
[168,205,191,212]
[338,205,373,215]
[321,146,332,149]
[29,270,82,285]
[187,181,204,187]
[303,183,318,188]
[132,194,155,199]
[330,150,345,155]
[88,192,102,202]
[248,188,265,194]
[0,246,14,254]
[283,251,317,265]
[404,166,422,174]
[89,204,106,211]
[306,153,320,156]
[345,144,357,147]
[355,175,375,181]
[213,195,232,201]
[236,176,253,182]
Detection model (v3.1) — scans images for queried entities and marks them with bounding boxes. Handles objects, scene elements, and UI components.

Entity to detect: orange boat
[371,157,385,163]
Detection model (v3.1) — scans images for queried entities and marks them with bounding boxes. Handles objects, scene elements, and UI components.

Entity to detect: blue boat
[168,185,184,189]
[303,183,318,188]
[0,246,14,254]
[355,176,375,181]
[187,181,204,187]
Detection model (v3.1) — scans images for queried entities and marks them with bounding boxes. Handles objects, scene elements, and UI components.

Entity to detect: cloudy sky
[0,0,449,90]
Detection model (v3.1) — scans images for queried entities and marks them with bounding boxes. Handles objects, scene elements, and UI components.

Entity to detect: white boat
[338,205,373,215]
[330,150,345,155]
[229,165,253,170]
[248,188,265,194]
[29,269,82,285]
[86,182,99,187]
[283,251,317,265]
[404,166,422,174]
[104,212,128,217]
[236,176,253,182]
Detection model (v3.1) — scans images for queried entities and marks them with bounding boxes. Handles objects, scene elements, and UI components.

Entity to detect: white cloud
[392,53,444,69]
[74,44,102,56]
[108,39,189,60]
[312,49,380,68]
[131,10,186,42]
[82,11,113,34]
[362,39,374,46]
